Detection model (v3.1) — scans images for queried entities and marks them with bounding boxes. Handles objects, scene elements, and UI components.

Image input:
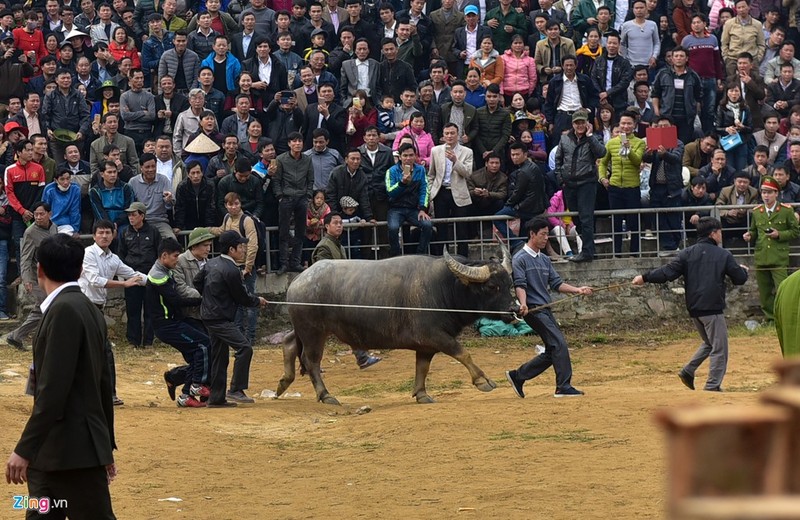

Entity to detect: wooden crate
[676,497,800,519]
[773,359,800,386]
[655,405,792,517]
[761,388,800,493]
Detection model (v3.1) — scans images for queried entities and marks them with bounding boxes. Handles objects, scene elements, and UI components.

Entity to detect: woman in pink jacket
[500,35,538,107]
[392,112,434,168]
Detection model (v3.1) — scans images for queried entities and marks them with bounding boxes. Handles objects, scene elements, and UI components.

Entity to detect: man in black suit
[453,6,492,79]
[303,82,348,155]
[230,12,264,63]
[242,37,289,107]
[6,234,116,519]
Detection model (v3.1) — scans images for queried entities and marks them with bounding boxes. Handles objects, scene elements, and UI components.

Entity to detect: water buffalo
[276,249,516,404]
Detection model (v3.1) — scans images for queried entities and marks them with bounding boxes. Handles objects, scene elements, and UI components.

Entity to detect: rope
[266,282,631,316]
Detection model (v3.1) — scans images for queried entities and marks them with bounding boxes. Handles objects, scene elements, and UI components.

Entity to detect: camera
[279,90,293,104]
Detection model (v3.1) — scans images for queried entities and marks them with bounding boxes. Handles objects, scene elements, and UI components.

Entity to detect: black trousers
[124,285,153,346]
[154,320,210,396]
[26,466,115,519]
[431,189,469,256]
[278,196,307,268]
[205,320,253,404]
[515,309,574,392]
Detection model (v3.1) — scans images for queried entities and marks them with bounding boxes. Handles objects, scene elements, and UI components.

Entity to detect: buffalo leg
[276,331,297,397]
[446,342,497,392]
[300,334,340,405]
[413,351,436,404]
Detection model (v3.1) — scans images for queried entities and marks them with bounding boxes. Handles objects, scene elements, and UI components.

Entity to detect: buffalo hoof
[415,394,436,404]
[319,394,341,405]
[475,378,497,392]
[276,380,291,397]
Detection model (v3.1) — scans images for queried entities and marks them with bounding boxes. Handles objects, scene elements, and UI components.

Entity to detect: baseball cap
[125,201,147,214]
[572,110,589,122]
[218,230,248,252]
[464,5,479,15]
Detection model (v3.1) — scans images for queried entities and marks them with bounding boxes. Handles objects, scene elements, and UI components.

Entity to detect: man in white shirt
[79,219,146,406]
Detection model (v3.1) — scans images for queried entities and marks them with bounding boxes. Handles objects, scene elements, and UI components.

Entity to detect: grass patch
[490,428,601,443]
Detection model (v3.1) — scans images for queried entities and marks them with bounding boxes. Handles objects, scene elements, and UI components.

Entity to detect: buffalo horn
[500,245,512,275]
[444,249,491,283]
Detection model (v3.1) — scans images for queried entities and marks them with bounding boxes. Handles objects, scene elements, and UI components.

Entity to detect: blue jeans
[236,272,258,345]
[700,78,717,135]
[493,206,533,250]
[387,207,433,256]
[0,239,8,314]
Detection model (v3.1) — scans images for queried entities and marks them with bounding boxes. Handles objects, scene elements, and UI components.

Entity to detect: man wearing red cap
[743,176,800,323]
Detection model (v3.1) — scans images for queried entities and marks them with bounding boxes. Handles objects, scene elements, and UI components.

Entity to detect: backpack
[223,211,268,269]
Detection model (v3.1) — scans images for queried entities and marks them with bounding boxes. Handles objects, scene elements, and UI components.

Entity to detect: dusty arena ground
[0,324,782,520]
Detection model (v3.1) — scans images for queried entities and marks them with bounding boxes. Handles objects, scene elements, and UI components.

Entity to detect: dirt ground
[0,326,782,520]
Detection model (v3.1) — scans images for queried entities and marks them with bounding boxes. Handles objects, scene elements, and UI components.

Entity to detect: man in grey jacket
[157,29,200,93]
[5,202,58,351]
[274,131,314,274]
[119,68,156,152]
[554,110,607,263]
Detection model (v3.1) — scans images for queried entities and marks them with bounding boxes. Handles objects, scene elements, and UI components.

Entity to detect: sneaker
[177,394,206,408]
[0,312,10,320]
[207,400,238,408]
[358,356,382,369]
[190,384,211,399]
[644,230,656,240]
[678,370,695,391]
[289,264,305,273]
[506,370,525,399]
[6,335,28,351]
[704,387,723,392]
[112,396,124,406]
[658,249,679,257]
[565,251,574,257]
[164,371,176,401]
[554,387,585,397]
[226,390,255,403]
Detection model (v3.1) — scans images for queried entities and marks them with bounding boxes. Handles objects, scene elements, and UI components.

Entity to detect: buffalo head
[444,248,518,321]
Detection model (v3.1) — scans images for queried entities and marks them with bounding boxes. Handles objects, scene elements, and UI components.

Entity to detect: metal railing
[84,203,800,272]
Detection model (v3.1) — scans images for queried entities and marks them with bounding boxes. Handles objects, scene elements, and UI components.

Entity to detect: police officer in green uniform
[743,176,800,322]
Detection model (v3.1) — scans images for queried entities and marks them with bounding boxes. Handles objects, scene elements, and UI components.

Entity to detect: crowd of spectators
[0,0,798,287]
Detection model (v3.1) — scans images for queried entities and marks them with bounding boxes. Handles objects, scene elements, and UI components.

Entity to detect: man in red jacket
[3,139,45,274]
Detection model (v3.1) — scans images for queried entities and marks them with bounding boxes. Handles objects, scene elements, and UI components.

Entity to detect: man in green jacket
[599,110,645,257]
[743,176,800,323]
[484,0,526,53]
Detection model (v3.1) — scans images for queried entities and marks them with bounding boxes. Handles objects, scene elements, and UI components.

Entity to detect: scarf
[576,44,603,59]
[727,102,741,123]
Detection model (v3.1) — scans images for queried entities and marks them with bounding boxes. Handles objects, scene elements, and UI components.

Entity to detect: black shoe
[569,252,593,263]
[505,370,525,398]
[704,387,723,392]
[276,266,288,275]
[164,371,176,401]
[207,400,238,408]
[289,264,305,273]
[554,387,585,397]
[678,370,695,391]
[226,390,255,404]
[6,335,28,351]
[112,396,124,406]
